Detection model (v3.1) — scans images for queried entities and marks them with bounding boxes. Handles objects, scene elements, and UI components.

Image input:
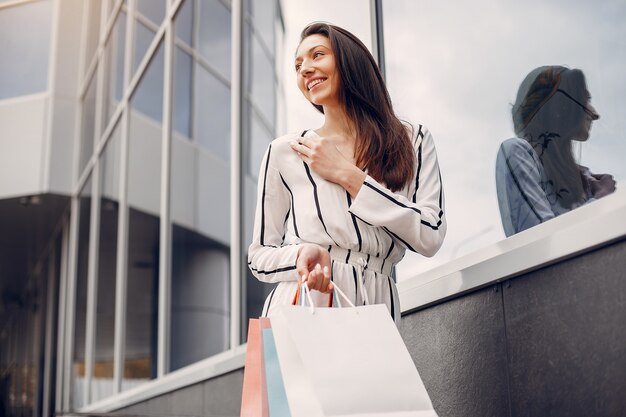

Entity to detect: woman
[496,66,616,237]
[248,23,446,321]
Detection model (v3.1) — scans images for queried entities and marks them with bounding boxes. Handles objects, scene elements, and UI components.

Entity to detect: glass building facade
[0,0,283,414]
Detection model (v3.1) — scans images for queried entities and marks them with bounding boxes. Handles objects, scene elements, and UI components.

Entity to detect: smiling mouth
[307,78,327,90]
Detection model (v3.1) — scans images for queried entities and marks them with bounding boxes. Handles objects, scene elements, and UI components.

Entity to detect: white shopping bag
[270,283,438,417]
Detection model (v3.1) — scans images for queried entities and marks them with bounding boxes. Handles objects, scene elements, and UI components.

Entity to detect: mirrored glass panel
[0,0,52,100]
[92,122,121,402]
[250,34,276,128]
[133,19,157,76]
[124,41,164,390]
[382,0,626,280]
[169,226,230,371]
[198,0,231,81]
[72,176,93,409]
[137,0,166,27]
[80,72,98,183]
[103,10,126,129]
[250,0,276,55]
[195,64,230,161]
[85,0,103,71]
[175,0,193,46]
[173,46,192,138]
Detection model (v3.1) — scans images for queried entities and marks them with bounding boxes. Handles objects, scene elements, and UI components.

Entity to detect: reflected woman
[496,66,616,237]
[247,23,446,321]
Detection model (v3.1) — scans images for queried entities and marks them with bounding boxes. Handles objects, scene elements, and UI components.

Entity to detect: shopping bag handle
[295,280,356,314]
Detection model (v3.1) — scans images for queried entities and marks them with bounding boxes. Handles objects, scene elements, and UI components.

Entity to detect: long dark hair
[300,22,415,192]
[512,66,590,208]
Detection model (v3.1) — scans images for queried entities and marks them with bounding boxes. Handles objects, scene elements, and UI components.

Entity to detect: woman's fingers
[290,140,312,158]
[295,244,333,293]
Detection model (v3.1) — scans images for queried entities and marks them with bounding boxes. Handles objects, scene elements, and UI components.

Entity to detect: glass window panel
[175,0,193,46]
[169,225,230,371]
[173,46,192,138]
[248,111,273,178]
[0,0,52,99]
[123,208,159,390]
[382,0,626,280]
[124,41,163,391]
[251,0,275,55]
[198,0,231,81]
[133,20,157,75]
[195,65,230,161]
[103,10,126,129]
[85,0,103,70]
[80,72,98,175]
[72,176,93,409]
[92,122,122,402]
[132,40,165,124]
[137,0,167,27]
[242,108,274,337]
[250,34,276,128]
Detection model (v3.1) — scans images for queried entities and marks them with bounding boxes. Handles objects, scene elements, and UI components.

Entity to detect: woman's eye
[314,51,323,58]
[295,64,301,71]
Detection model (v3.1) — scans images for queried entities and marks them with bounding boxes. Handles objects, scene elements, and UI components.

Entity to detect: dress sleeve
[247,143,301,283]
[348,125,446,257]
[495,139,555,235]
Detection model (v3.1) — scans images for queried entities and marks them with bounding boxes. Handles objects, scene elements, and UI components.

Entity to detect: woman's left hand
[290,136,366,196]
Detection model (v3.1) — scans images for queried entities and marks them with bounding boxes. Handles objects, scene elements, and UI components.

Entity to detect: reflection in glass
[175,0,193,46]
[80,73,97,177]
[196,65,230,161]
[123,208,159,390]
[133,20,157,75]
[137,0,167,26]
[170,225,230,371]
[248,110,273,177]
[124,41,163,391]
[173,47,192,138]
[132,41,165,124]
[92,123,121,402]
[85,0,103,71]
[250,0,275,54]
[0,0,52,100]
[250,35,276,127]
[198,0,231,80]
[496,66,616,237]
[103,11,126,128]
[72,176,93,409]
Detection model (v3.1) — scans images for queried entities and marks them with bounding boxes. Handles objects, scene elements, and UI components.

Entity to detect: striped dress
[247,124,446,322]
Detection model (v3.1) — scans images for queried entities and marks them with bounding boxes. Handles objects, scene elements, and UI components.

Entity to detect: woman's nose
[300,60,314,76]
[589,103,600,120]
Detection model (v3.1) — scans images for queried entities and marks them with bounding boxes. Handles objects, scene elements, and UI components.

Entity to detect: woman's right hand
[296,244,333,293]
[589,173,616,198]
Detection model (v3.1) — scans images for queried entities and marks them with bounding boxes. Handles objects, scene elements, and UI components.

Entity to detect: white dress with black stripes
[247,124,446,322]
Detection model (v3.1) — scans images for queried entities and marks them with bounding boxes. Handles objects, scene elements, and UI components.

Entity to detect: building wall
[115,237,626,417]
[405,237,626,417]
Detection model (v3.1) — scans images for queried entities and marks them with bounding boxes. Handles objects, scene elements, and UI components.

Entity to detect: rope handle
[291,278,356,314]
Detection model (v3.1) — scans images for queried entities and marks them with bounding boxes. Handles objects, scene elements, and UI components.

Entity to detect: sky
[279,0,626,282]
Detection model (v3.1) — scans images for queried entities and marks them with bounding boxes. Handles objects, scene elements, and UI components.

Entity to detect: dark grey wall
[402,237,626,417]
[117,238,626,417]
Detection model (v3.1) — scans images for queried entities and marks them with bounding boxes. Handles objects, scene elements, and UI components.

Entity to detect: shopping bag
[270,283,438,417]
[260,318,291,417]
[240,319,269,417]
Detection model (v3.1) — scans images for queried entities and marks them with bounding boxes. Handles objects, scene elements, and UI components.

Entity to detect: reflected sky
[282,0,626,281]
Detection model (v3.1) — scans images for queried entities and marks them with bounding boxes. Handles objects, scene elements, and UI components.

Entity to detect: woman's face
[576,91,599,141]
[295,34,341,108]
